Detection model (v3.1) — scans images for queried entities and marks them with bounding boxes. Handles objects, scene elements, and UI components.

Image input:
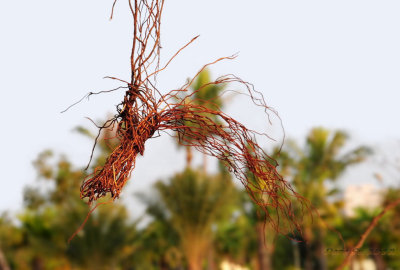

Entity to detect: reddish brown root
[74,0,309,238]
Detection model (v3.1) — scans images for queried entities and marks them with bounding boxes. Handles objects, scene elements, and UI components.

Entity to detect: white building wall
[343,184,382,217]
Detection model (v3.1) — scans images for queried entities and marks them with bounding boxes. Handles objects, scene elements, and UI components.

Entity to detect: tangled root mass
[73,0,309,235]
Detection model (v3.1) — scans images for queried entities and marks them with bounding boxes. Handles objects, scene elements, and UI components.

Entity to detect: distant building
[343,184,382,217]
[220,260,249,270]
[353,258,376,270]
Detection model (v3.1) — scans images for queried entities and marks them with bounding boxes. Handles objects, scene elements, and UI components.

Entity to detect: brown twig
[67,199,113,243]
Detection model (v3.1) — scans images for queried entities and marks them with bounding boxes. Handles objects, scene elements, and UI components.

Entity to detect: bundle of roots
[72,0,309,235]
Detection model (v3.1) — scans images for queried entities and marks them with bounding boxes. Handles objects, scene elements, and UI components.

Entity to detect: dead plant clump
[66,0,310,237]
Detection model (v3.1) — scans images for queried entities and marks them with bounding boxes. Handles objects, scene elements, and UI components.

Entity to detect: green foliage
[0,214,24,270]
[66,205,137,269]
[273,128,370,269]
[337,188,400,270]
[13,125,138,269]
[215,213,256,261]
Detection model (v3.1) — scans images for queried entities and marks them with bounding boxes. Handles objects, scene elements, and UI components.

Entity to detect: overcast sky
[1,0,400,215]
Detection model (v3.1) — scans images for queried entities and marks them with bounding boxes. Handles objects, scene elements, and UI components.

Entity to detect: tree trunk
[316,238,327,270]
[370,242,386,270]
[291,240,301,270]
[304,248,313,270]
[159,255,169,270]
[256,222,272,270]
[31,256,44,270]
[188,259,202,270]
[186,239,205,270]
[303,228,313,270]
[186,146,193,168]
[207,247,216,270]
[202,153,207,174]
[349,258,354,270]
[0,249,10,270]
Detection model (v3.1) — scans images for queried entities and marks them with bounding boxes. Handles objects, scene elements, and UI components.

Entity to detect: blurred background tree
[3,123,399,270]
[11,125,139,270]
[0,213,20,270]
[3,68,400,270]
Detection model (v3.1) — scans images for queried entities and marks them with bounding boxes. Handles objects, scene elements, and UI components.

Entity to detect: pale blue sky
[1,0,400,214]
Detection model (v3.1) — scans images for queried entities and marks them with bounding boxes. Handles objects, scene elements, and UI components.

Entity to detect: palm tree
[278,128,370,270]
[177,69,227,170]
[149,168,236,270]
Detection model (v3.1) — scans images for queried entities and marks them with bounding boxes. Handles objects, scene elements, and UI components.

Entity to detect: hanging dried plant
[66,0,310,236]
